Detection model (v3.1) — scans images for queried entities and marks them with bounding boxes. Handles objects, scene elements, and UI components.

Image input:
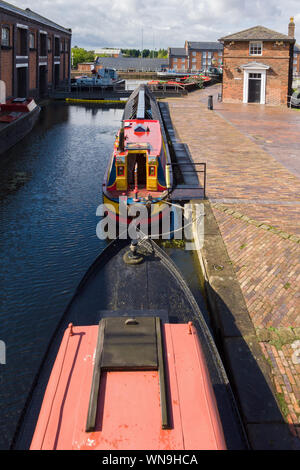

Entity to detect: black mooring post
[208,95,213,110]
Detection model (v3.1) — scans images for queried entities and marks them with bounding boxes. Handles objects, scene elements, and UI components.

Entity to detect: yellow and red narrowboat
[103,85,173,225]
[11,238,248,450]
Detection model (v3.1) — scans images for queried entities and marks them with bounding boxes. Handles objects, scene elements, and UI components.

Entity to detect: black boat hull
[0,105,41,156]
[11,238,248,450]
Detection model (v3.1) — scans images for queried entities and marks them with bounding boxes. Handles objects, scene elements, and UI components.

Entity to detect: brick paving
[165,85,300,439]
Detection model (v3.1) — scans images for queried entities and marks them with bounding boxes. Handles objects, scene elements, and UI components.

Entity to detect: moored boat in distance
[11,238,248,450]
[0,97,41,155]
[102,85,173,226]
[71,67,125,89]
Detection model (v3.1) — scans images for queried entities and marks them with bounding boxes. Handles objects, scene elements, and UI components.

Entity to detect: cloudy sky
[8,0,300,49]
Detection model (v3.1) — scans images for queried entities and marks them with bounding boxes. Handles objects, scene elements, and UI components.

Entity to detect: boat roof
[122,119,162,155]
[12,239,248,450]
[30,321,226,450]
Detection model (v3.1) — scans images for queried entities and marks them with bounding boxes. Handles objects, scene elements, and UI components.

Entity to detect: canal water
[0,100,207,449]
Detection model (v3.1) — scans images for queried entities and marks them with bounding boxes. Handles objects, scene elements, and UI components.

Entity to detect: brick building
[219,20,296,105]
[168,41,223,72]
[293,43,300,76]
[0,1,72,100]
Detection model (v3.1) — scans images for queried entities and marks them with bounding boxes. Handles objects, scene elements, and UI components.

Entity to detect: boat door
[127,152,147,188]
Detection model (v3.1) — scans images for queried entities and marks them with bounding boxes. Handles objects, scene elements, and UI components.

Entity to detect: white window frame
[1,27,10,46]
[29,32,35,49]
[249,41,263,56]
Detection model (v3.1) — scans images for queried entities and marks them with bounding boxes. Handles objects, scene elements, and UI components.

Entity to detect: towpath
[165,84,300,444]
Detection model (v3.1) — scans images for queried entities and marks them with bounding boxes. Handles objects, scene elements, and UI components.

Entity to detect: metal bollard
[208,95,213,110]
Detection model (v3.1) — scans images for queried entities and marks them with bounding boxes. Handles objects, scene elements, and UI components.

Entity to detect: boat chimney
[0,80,6,104]
[288,17,295,38]
[133,163,139,201]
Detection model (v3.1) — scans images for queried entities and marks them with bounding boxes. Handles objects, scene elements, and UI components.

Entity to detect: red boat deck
[30,323,226,450]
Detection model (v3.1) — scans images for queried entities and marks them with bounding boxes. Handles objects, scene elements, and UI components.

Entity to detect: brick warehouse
[168,41,223,72]
[0,1,72,100]
[219,19,296,105]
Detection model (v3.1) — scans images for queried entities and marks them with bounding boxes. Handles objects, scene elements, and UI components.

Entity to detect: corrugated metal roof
[219,25,294,42]
[0,0,71,34]
[95,57,168,72]
[187,41,223,51]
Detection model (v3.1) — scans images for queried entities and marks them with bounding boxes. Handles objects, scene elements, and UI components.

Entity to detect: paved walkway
[165,85,300,440]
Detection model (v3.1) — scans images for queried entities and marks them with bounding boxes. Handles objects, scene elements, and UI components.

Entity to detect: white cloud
[6,0,299,49]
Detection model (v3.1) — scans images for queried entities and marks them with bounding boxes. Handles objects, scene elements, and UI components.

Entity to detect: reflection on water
[0,102,123,449]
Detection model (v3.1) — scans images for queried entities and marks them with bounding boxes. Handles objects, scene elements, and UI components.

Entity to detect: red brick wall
[78,63,92,72]
[189,51,202,70]
[222,40,292,105]
[48,51,53,84]
[29,50,36,90]
[0,49,13,97]
[0,23,13,96]
[1,12,71,97]
[170,57,188,70]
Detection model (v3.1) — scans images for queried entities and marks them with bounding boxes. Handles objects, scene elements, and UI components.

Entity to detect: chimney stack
[288,17,295,38]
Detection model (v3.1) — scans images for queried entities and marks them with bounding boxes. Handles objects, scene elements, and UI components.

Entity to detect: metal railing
[169,162,207,199]
[287,94,300,108]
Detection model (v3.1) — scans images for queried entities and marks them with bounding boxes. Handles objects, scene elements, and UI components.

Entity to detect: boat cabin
[112,118,165,193]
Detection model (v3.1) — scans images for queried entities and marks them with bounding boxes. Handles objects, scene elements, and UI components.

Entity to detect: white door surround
[241,62,269,104]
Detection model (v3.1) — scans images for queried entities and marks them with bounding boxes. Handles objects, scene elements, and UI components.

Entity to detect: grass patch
[160,239,185,249]
[239,243,247,249]
[275,392,289,418]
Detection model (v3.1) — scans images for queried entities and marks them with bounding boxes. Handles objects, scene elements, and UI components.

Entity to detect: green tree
[72,46,95,68]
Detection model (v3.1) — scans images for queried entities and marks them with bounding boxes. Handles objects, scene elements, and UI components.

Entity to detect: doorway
[16,67,27,98]
[127,153,146,188]
[39,65,48,98]
[248,73,261,103]
[54,64,60,88]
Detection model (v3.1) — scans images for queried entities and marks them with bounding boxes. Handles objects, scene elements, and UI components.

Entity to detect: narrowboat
[0,97,40,155]
[102,85,173,226]
[11,238,248,450]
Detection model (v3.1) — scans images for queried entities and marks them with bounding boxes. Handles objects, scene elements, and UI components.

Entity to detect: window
[60,40,64,53]
[17,27,27,55]
[29,33,35,49]
[40,33,47,56]
[218,50,223,56]
[207,51,212,58]
[192,51,196,56]
[249,42,262,55]
[47,37,51,52]
[1,27,10,46]
[173,58,177,62]
[54,37,60,56]
[249,73,261,79]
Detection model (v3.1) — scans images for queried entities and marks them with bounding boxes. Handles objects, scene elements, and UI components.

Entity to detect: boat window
[126,143,151,150]
[134,124,147,133]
